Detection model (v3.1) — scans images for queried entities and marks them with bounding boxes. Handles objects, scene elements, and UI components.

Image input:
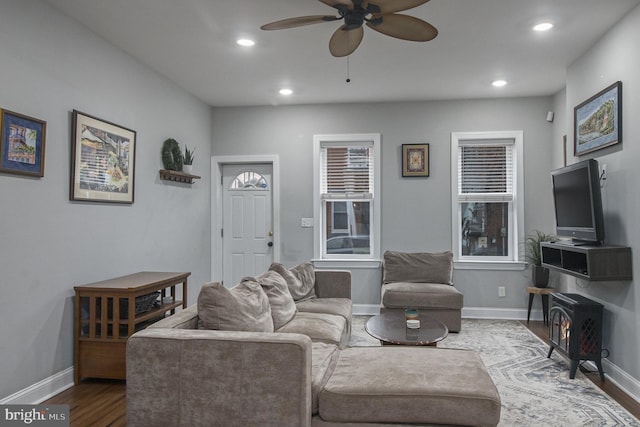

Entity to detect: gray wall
[211,97,556,311]
[560,4,640,386]
[0,0,212,399]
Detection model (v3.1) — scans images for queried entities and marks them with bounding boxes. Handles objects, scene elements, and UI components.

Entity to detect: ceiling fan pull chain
[346,56,351,83]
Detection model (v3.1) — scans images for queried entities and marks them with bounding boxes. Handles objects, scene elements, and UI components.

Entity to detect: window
[451,131,524,268]
[313,134,381,263]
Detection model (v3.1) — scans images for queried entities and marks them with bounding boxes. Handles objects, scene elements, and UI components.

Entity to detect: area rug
[350,317,640,426]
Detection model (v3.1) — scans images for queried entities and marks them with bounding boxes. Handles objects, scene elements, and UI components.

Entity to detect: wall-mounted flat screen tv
[551,159,605,245]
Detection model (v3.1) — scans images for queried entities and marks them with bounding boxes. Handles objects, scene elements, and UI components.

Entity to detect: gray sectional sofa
[126,263,500,427]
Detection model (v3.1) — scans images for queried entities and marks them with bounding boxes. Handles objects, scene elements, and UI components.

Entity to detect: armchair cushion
[197,280,274,332]
[270,262,317,301]
[382,250,454,285]
[382,282,463,310]
[258,270,298,329]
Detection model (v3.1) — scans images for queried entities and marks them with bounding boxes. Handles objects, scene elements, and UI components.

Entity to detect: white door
[222,164,274,287]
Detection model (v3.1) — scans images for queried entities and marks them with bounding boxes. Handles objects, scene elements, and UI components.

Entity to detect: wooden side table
[74,271,190,384]
[526,286,555,325]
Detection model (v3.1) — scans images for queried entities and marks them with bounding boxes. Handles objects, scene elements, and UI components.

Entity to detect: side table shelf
[159,169,201,184]
[74,271,190,384]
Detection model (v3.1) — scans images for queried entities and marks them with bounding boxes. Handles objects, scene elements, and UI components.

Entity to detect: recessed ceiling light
[533,22,553,32]
[236,38,255,47]
[279,88,293,96]
[492,80,507,87]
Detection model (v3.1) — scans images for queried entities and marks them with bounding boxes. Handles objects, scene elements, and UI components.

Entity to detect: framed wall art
[402,143,429,177]
[0,109,46,177]
[70,110,136,203]
[574,81,622,156]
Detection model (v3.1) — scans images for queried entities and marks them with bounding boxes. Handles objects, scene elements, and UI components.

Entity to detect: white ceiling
[42,0,640,107]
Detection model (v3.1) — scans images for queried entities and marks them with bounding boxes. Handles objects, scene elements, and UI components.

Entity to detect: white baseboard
[354,305,548,322]
[353,304,380,315]
[0,367,74,405]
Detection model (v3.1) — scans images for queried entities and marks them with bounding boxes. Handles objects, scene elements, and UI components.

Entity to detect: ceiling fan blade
[366,0,429,14]
[329,25,364,57]
[261,15,339,30]
[319,0,355,10]
[366,14,437,41]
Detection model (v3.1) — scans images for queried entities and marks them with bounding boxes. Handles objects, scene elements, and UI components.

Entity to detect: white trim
[211,155,280,283]
[313,133,381,261]
[353,304,381,316]
[586,360,640,405]
[450,130,525,264]
[312,259,381,269]
[0,367,73,404]
[454,261,527,271]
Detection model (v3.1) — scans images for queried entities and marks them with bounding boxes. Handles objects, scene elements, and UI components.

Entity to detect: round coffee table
[365,311,449,346]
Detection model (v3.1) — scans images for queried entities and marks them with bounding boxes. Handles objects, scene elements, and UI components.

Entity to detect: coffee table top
[365,311,449,346]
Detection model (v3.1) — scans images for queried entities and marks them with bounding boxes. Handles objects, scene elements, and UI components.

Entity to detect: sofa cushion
[319,347,501,426]
[258,270,298,329]
[382,250,454,285]
[197,280,274,332]
[269,262,317,301]
[296,298,352,325]
[311,342,340,415]
[381,282,463,310]
[276,311,345,346]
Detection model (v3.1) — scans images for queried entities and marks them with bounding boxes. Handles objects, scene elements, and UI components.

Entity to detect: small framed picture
[70,110,136,203]
[0,109,46,177]
[574,81,622,156]
[402,144,429,177]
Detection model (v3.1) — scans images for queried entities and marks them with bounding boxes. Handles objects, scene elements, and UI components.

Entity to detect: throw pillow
[382,250,454,285]
[257,270,297,329]
[197,280,274,332]
[269,262,317,301]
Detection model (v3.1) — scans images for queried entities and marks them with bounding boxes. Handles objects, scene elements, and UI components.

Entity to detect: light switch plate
[301,218,314,228]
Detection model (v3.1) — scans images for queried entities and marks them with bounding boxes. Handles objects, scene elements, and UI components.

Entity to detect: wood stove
[547,293,604,380]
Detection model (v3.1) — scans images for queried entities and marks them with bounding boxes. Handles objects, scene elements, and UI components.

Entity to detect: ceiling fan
[261,0,438,57]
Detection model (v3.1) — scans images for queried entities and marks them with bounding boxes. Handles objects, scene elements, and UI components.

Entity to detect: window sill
[311,259,381,269]
[454,260,527,271]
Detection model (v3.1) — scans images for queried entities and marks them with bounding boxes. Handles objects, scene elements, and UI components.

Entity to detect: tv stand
[541,242,632,281]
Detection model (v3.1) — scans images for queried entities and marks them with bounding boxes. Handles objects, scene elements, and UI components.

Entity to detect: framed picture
[0,109,46,177]
[574,81,622,156]
[402,144,429,177]
[70,110,136,203]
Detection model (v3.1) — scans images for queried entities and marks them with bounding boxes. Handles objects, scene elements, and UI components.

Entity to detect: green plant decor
[525,230,556,266]
[183,146,195,165]
[161,138,183,171]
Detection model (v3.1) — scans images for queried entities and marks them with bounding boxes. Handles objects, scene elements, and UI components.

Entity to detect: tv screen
[551,159,605,244]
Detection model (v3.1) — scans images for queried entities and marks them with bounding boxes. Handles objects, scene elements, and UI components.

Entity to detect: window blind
[320,145,373,199]
[458,143,513,202]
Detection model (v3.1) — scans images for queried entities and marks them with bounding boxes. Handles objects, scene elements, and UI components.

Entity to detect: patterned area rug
[350,317,640,426]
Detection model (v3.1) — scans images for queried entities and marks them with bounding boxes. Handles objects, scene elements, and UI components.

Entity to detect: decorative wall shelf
[541,242,632,281]
[159,169,201,184]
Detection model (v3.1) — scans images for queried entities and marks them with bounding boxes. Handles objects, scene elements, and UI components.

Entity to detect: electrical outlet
[498,286,506,297]
[301,218,314,228]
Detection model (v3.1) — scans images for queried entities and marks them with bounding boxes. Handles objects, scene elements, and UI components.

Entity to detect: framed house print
[574,81,622,156]
[402,144,429,177]
[0,109,46,177]
[70,110,136,203]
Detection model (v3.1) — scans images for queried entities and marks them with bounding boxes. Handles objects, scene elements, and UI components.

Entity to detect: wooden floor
[43,321,639,426]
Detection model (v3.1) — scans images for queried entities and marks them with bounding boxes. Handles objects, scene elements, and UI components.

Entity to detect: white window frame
[313,133,381,267]
[450,131,526,270]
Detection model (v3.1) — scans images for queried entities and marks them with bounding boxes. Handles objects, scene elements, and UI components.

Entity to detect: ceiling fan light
[492,79,507,87]
[533,22,553,32]
[236,38,255,47]
[279,88,293,96]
